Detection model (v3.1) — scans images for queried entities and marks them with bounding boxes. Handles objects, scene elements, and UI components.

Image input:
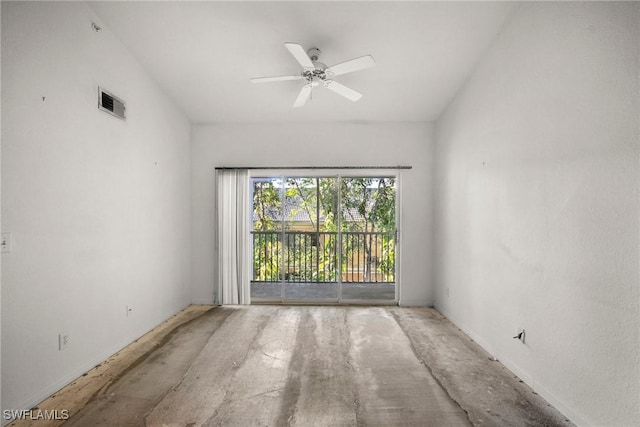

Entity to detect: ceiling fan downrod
[307,47,321,62]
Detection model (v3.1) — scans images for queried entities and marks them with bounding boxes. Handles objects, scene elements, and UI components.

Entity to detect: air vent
[98,87,126,120]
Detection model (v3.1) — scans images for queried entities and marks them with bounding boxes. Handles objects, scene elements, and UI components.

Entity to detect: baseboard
[191,299,215,305]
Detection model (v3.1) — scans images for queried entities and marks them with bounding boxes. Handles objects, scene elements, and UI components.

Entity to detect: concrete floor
[15,306,573,427]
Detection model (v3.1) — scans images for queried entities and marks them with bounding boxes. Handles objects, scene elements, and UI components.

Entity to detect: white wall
[191,123,434,306]
[1,2,191,415]
[434,2,639,426]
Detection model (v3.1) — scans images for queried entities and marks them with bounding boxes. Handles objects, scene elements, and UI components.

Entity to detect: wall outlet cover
[59,332,69,351]
[1,232,12,253]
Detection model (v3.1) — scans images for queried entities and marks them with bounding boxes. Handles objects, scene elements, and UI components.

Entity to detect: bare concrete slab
[277,307,358,426]
[348,308,470,426]
[11,305,574,427]
[144,306,468,426]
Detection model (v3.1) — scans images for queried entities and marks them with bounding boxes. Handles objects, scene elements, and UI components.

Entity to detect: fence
[251,230,395,283]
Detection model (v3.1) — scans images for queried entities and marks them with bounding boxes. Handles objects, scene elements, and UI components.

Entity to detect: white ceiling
[89,1,516,124]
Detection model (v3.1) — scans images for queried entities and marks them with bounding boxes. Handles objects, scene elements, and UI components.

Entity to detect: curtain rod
[215,166,412,170]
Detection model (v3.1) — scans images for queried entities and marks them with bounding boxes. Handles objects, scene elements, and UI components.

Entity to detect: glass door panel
[250,177,284,300]
[283,177,339,300]
[340,177,397,301]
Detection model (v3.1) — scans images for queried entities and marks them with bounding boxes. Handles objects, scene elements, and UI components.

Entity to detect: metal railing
[251,230,395,283]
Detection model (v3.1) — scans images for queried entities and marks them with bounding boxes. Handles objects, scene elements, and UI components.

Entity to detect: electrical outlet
[58,332,69,351]
[1,233,12,253]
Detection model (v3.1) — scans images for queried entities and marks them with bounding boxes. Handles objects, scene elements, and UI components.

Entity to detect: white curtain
[216,169,251,305]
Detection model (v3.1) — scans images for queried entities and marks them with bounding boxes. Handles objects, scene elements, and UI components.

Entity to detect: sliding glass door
[250,173,398,303]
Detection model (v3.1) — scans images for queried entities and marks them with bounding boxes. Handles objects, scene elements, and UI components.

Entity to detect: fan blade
[293,84,313,108]
[325,80,363,102]
[326,55,375,77]
[284,42,315,70]
[250,75,303,83]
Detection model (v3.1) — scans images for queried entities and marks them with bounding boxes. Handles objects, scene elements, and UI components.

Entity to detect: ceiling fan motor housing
[306,47,329,80]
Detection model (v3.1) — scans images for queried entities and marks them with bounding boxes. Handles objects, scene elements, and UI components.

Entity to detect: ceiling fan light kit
[251,42,376,108]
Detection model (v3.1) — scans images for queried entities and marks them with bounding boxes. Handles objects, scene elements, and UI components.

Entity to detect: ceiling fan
[251,43,376,108]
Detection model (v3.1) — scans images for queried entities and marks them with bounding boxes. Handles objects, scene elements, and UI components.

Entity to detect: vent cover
[98,87,126,120]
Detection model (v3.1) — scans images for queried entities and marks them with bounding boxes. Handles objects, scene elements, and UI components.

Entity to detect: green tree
[253,180,281,231]
[337,177,396,281]
[252,180,282,281]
